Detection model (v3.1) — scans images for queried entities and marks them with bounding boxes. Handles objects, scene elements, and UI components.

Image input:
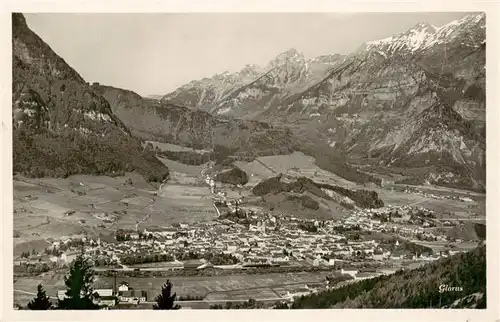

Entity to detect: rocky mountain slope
[94,83,384,186]
[92,84,297,162]
[163,13,486,191]
[163,50,345,119]
[12,13,169,182]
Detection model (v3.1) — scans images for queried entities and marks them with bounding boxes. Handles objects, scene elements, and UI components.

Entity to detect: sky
[24,12,472,97]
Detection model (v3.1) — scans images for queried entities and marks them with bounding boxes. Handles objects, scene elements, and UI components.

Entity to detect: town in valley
[11,11,487,310]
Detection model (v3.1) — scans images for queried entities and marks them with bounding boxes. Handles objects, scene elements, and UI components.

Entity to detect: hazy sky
[24,12,472,97]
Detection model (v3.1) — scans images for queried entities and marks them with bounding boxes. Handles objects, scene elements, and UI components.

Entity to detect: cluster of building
[18,194,469,277]
[341,204,452,242]
[18,198,473,308]
[33,203,463,276]
[57,280,147,308]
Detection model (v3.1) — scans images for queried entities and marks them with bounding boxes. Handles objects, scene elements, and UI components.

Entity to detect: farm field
[234,151,357,189]
[377,187,485,220]
[13,271,331,306]
[235,152,485,219]
[13,171,215,257]
[157,157,204,178]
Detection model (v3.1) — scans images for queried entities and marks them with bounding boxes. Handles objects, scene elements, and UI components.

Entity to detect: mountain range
[12,12,486,192]
[162,12,486,191]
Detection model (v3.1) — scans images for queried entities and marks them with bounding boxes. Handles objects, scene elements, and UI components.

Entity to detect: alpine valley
[12,12,488,311]
[163,13,486,192]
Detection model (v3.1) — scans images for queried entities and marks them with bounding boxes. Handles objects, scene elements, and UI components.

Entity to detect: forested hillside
[12,13,169,182]
[291,245,486,309]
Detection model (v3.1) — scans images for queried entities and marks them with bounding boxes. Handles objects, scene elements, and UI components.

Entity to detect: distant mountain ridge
[13,12,485,191]
[162,49,345,119]
[162,12,486,191]
[361,13,485,56]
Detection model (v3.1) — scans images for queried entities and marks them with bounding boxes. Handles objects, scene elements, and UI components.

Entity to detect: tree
[27,284,52,310]
[153,280,181,310]
[57,253,100,309]
[274,301,289,309]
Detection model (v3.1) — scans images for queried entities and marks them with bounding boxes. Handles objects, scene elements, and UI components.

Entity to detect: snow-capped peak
[365,21,437,54]
[414,21,437,32]
[308,54,344,64]
[364,12,485,56]
[433,12,485,37]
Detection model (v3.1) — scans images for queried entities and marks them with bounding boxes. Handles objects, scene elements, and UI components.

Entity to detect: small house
[118,282,129,292]
[340,268,358,278]
[226,243,238,253]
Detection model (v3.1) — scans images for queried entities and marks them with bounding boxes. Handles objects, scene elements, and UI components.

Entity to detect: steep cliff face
[163,13,486,190]
[12,13,169,181]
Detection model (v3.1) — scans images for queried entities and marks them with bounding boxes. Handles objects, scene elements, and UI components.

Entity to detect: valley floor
[12,148,486,309]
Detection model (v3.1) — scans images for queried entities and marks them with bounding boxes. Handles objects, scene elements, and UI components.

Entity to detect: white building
[95,288,113,297]
[341,268,359,277]
[118,282,129,292]
[227,244,238,253]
